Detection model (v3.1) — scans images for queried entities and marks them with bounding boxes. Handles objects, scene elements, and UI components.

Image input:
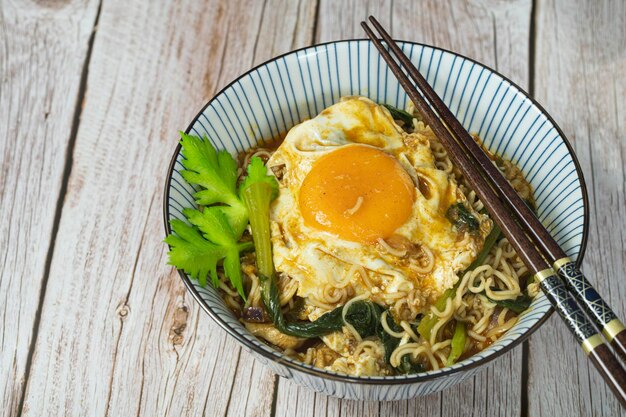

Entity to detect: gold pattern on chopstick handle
[534,271,597,345]
[534,268,554,282]
[581,334,604,355]
[554,257,621,338]
[603,319,626,342]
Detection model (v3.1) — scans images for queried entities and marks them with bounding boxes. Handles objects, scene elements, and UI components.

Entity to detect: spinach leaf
[344,301,383,338]
[375,309,425,374]
[376,308,402,364]
[483,291,532,314]
[446,203,479,233]
[396,354,425,374]
[382,104,415,128]
[260,273,343,337]
[261,273,387,338]
[261,277,424,374]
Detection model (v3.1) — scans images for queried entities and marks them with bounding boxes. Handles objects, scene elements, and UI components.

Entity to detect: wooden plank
[529,1,626,415]
[0,2,100,416]
[18,0,317,416]
[274,0,533,415]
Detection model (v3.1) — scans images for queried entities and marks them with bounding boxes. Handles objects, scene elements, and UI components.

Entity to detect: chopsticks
[362,16,626,406]
[365,17,626,364]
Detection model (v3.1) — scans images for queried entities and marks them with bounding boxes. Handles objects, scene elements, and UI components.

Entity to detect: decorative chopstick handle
[535,269,626,406]
[361,16,626,404]
[554,257,626,361]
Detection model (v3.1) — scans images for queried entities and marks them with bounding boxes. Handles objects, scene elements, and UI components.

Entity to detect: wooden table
[2,0,624,415]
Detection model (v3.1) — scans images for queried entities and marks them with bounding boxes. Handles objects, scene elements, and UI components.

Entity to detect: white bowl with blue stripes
[164,40,589,400]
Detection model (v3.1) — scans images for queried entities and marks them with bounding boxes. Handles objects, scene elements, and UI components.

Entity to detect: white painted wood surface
[528,1,626,415]
[1,0,624,416]
[0,2,100,416]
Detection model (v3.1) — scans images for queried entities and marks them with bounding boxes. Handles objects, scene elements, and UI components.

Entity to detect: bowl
[163,40,588,400]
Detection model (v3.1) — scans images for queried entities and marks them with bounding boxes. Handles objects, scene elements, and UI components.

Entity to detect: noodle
[380,311,406,338]
[357,266,376,289]
[377,238,408,257]
[486,316,518,339]
[407,246,435,275]
[380,125,531,369]
[344,196,364,216]
[353,340,382,357]
[400,320,420,342]
[223,101,534,376]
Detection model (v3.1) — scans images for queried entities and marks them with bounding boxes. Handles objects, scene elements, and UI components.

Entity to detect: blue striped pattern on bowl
[164,40,588,400]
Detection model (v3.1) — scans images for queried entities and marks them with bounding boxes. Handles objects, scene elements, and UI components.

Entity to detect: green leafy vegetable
[371,310,424,374]
[239,156,392,340]
[377,310,403,364]
[417,288,456,340]
[346,303,425,374]
[447,321,466,365]
[260,257,417,374]
[344,301,425,374]
[382,104,415,128]
[465,220,501,272]
[396,354,425,374]
[283,297,306,322]
[241,157,279,200]
[238,156,350,338]
[446,203,479,233]
[260,274,345,337]
[484,292,532,314]
[260,274,386,339]
[165,210,253,298]
[344,302,383,338]
[164,219,226,288]
[179,132,248,237]
[183,207,253,297]
[165,133,259,297]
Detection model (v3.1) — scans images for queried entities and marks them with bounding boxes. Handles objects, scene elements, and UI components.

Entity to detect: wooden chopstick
[362,19,626,406]
[367,16,626,363]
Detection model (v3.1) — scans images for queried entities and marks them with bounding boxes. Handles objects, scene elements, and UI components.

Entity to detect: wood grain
[0,1,100,416]
[4,0,625,415]
[17,1,316,416]
[274,1,532,416]
[529,1,626,415]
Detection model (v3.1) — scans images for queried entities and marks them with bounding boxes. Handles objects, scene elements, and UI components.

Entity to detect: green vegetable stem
[447,321,466,365]
[417,287,456,340]
[465,220,501,272]
[240,157,279,277]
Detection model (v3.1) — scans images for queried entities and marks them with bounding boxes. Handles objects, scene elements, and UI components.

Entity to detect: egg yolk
[299,145,416,243]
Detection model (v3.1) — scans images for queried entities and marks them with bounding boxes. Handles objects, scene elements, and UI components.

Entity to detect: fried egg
[267,97,488,320]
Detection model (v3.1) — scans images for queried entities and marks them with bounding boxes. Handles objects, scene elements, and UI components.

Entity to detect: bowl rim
[163,39,589,385]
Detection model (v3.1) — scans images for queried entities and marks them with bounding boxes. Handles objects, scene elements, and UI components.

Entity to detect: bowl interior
[165,40,587,382]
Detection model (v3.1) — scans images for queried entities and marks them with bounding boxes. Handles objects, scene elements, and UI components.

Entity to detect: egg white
[267,97,487,320]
